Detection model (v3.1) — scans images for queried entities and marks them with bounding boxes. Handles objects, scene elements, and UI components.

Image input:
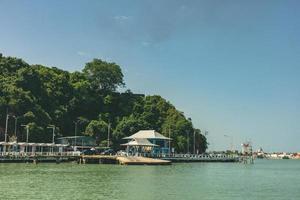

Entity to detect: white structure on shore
[0,142,68,156]
[122,130,171,157]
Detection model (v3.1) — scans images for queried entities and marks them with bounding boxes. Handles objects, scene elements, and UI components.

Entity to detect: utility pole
[74,121,78,151]
[13,116,18,141]
[107,123,111,148]
[186,131,190,154]
[47,125,55,144]
[193,130,196,155]
[21,124,29,153]
[4,114,9,143]
[3,110,11,153]
[169,126,171,156]
[4,113,17,142]
[230,137,233,152]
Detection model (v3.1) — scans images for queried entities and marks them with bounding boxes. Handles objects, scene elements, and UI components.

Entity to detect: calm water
[0,159,299,200]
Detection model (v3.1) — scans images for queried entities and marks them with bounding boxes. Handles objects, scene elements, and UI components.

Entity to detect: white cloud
[141,41,150,47]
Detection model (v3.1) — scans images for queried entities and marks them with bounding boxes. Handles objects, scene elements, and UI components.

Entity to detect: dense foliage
[0,54,207,153]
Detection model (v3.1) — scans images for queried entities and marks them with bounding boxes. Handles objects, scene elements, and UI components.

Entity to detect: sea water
[0,159,299,200]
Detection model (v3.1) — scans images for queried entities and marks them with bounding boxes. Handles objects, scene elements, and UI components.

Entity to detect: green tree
[85,120,108,145]
[83,59,125,91]
[0,54,207,153]
[112,115,150,149]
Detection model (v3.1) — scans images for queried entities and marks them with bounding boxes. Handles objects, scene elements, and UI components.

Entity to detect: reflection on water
[0,160,300,200]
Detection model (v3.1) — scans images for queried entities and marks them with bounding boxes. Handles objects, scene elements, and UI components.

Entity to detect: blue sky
[1,0,299,152]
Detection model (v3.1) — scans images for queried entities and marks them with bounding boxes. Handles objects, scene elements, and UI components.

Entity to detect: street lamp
[193,130,196,155]
[73,120,80,151]
[169,126,171,157]
[4,114,15,142]
[107,123,111,148]
[12,116,19,141]
[47,125,55,144]
[21,124,30,153]
[4,114,18,142]
[4,114,9,142]
[186,130,190,154]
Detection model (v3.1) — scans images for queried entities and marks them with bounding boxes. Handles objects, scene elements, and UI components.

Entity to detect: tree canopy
[83,59,124,91]
[0,54,207,153]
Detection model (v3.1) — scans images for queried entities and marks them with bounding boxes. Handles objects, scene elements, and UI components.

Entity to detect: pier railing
[122,152,239,160]
[0,151,81,157]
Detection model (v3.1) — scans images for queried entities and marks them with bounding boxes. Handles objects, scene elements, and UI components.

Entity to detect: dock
[0,154,172,165]
[80,155,118,164]
[0,153,239,164]
[117,156,171,165]
[163,157,238,162]
[80,155,171,165]
[0,155,77,163]
[161,154,239,163]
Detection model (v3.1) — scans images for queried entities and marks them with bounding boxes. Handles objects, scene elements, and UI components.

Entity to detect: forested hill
[0,54,207,153]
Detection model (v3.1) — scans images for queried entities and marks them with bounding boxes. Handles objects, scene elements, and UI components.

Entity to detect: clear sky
[1,0,299,152]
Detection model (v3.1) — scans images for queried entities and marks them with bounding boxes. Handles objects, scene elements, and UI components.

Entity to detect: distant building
[255,147,266,158]
[56,136,96,151]
[122,130,171,157]
[241,142,253,155]
[293,153,300,159]
[0,142,68,155]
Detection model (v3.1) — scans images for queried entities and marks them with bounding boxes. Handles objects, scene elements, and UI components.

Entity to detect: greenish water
[0,160,299,200]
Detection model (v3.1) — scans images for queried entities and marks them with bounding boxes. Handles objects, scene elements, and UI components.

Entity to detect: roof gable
[121,138,158,146]
[123,130,170,140]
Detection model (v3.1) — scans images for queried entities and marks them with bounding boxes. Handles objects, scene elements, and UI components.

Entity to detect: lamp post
[3,113,13,153]
[12,116,18,141]
[4,114,14,142]
[193,130,196,155]
[47,125,55,144]
[187,118,192,154]
[169,126,171,157]
[4,114,9,143]
[4,114,17,142]
[107,123,111,148]
[74,121,79,151]
[21,124,29,153]
[186,131,190,154]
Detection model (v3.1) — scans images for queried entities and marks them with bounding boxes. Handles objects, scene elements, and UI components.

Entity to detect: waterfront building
[122,130,171,157]
[293,153,300,159]
[0,142,68,156]
[121,138,158,157]
[56,136,96,151]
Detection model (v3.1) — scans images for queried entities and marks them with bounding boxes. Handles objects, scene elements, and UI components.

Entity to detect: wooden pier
[0,153,239,164]
[0,155,77,163]
[161,154,239,163]
[117,156,171,165]
[80,155,118,164]
[0,154,170,165]
[163,157,238,162]
[80,155,171,165]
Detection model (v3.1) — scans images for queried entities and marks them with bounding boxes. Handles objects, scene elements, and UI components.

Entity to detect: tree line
[0,53,207,153]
